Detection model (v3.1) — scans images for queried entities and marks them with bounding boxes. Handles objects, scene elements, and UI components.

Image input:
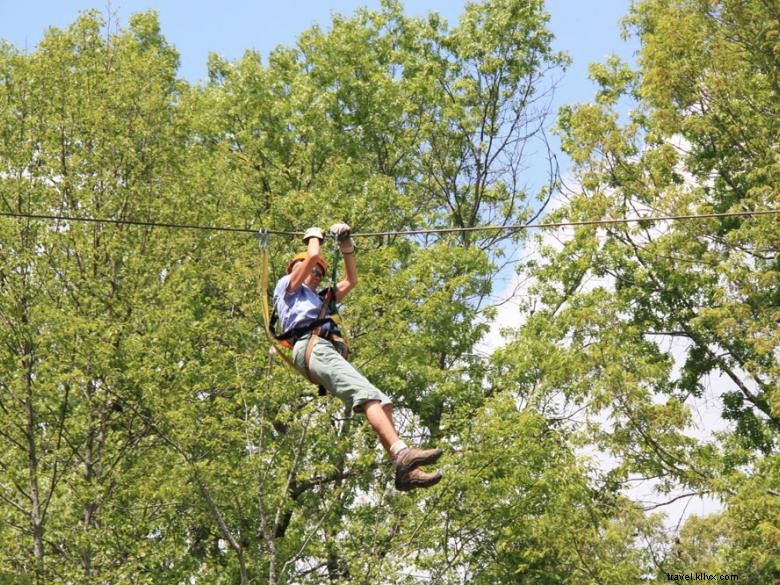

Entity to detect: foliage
[0,0,776,583]
[503,0,778,580]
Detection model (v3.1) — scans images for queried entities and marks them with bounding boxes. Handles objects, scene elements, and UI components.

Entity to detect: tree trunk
[23,347,45,583]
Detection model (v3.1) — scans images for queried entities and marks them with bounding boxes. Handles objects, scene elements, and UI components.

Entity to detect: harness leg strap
[303,329,322,386]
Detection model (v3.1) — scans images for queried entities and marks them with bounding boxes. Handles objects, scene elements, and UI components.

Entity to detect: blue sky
[1,1,638,99]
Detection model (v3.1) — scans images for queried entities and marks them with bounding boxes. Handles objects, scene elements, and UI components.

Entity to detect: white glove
[302,226,325,244]
[330,223,355,253]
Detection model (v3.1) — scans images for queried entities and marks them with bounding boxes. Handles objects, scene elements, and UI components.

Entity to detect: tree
[0,10,196,583]
[499,0,778,578]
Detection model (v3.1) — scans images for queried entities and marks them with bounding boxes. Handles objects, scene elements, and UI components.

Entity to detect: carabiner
[258,228,270,252]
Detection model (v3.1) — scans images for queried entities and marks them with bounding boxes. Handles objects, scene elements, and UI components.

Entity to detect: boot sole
[396,471,443,492]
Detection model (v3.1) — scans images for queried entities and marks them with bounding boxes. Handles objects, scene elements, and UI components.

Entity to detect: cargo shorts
[293,334,392,411]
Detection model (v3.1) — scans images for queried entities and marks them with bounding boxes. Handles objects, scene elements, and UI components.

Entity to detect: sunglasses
[312,267,325,278]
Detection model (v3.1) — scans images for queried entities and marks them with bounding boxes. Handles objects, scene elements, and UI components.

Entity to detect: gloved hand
[330,223,356,253]
[302,226,325,244]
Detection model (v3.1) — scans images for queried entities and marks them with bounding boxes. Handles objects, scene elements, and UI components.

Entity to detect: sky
[1,0,638,100]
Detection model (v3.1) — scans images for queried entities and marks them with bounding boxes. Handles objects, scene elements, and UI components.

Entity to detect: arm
[330,223,357,302]
[287,233,323,293]
[336,249,357,302]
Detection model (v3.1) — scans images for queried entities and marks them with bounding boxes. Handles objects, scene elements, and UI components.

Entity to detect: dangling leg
[300,338,443,491]
[362,401,400,453]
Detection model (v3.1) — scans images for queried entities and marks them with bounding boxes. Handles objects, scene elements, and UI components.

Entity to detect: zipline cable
[0,209,778,238]
[350,209,780,237]
[0,210,259,234]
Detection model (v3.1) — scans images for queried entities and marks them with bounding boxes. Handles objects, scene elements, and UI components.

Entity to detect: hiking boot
[394,446,443,475]
[395,467,443,492]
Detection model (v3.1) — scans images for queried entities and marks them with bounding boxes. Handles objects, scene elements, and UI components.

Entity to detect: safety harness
[259,231,350,395]
[268,287,349,392]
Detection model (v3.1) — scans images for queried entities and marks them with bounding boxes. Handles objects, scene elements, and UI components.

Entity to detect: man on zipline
[273,223,442,491]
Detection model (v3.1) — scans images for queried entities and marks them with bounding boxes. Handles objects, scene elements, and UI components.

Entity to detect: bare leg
[362,400,399,457]
[382,404,395,430]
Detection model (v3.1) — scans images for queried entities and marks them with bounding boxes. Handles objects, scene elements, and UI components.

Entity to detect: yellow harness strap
[258,232,298,371]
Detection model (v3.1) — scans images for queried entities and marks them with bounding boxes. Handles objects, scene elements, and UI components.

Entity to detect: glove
[302,226,325,244]
[330,223,356,253]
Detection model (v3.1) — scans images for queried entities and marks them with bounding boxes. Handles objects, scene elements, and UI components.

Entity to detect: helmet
[287,252,327,276]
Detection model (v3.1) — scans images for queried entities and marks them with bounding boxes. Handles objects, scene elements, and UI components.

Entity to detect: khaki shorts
[293,335,392,411]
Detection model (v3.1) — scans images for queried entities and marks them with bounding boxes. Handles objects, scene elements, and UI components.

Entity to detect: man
[273,223,442,491]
